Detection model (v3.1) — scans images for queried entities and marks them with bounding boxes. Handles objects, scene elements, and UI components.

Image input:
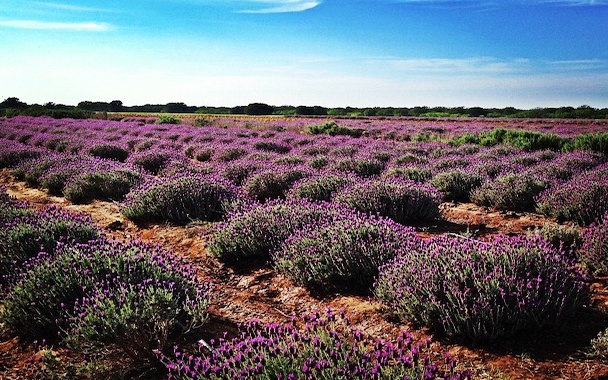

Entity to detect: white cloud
[392,0,608,5]
[369,56,606,76]
[0,19,112,31]
[238,0,321,13]
[31,2,113,12]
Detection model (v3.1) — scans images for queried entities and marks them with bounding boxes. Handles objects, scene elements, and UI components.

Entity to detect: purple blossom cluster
[335,177,442,224]
[0,202,99,283]
[273,215,418,290]
[157,308,470,380]
[3,237,210,362]
[0,188,211,364]
[375,234,589,342]
[536,163,608,225]
[580,212,608,277]
[122,173,242,224]
[0,138,45,168]
[1,115,606,223]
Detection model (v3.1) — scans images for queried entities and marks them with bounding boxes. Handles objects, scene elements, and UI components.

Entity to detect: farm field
[1,114,608,379]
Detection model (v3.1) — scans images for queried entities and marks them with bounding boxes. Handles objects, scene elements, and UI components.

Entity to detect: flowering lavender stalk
[375,234,589,342]
[335,177,442,224]
[122,173,242,224]
[157,309,470,380]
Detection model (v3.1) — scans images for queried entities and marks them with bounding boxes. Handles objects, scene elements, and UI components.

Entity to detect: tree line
[2,97,607,119]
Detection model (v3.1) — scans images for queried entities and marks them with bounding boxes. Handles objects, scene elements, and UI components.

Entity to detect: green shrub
[64,169,142,204]
[430,170,483,202]
[384,166,432,183]
[471,173,547,211]
[88,143,129,162]
[156,114,181,124]
[122,174,240,224]
[307,121,364,137]
[332,157,384,178]
[243,168,310,202]
[530,224,581,250]
[286,174,354,202]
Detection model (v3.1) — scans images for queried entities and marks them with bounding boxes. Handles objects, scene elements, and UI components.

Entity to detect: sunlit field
[1,114,607,378]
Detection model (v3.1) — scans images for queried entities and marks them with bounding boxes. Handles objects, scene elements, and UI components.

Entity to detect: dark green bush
[88,143,129,162]
[307,121,364,137]
[430,170,483,202]
[64,169,142,204]
[471,173,547,211]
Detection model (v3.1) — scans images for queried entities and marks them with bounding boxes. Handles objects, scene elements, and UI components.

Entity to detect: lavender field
[1,114,608,379]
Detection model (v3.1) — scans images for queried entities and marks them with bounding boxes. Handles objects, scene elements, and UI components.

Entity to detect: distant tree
[246,103,274,115]
[108,100,124,112]
[231,106,246,114]
[161,102,196,113]
[296,106,327,116]
[0,97,27,109]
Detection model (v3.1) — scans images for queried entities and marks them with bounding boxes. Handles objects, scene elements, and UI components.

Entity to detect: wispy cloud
[392,0,608,6]
[31,1,112,12]
[373,57,526,74]
[537,0,608,5]
[0,19,112,31]
[370,56,607,75]
[238,0,321,13]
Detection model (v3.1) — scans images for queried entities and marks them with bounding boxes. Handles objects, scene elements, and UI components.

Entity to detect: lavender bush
[286,173,355,202]
[88,143,130,162]
[335,177,442,224]
[158,309,469,380]
[273,217,418,291]
[536,166,608,225]
[375,235,588,342]
[579,212,608,277]
[331,157,385,178]
[0,206,99,280]
[471,173,547,211]
[2,239,210,364]
[64,168,142,204]
[430,170,483,202]
[244,167,311,202]
[209,199,347,264]
[122,174,240,224]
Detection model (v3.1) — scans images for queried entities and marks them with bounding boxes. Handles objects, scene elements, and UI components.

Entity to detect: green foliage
[244,169,310,202]
[63,170,142,204]
[307,121,364,137]
[155,114,181,125]
[530,224,581,249]
[430,170,483,202]
[88,144,129,162]
[568,132,608,156]
[384,166,432,183]
[332,157,385,177]
[471,174,547,211]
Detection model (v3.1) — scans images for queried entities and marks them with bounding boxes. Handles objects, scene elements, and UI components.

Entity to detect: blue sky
[1,0,607,108]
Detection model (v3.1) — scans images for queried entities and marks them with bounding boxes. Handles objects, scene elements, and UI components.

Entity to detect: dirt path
[2,170,608,379]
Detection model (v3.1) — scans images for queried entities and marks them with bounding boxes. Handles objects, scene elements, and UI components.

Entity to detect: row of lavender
[1,116,607,225]
[0,189,468,379]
